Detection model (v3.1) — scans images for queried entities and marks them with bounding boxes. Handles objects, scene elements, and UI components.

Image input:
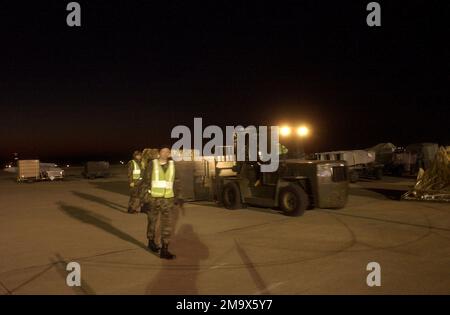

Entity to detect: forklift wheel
[222,182,243,210]
[279,184,308,217]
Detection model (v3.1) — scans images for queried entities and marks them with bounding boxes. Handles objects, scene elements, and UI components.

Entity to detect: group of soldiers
[127,147,181,260]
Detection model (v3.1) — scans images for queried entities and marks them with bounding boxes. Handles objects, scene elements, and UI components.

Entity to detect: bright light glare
[280,126,292,137]
[297,126,309,137]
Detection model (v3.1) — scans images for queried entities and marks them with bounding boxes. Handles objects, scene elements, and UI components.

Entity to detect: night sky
[0,0,448,163]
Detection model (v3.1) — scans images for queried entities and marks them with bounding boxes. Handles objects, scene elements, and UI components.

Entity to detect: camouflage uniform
[145,160,181,245]
[141,148,159,212]
[147,197,174,244]
[127,159,144,213]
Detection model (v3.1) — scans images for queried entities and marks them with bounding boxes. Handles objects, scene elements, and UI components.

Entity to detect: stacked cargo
[403,147,450,202]
[17,160,40,182]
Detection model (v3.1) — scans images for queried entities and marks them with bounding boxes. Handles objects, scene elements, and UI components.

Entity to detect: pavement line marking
[0,280,12,295]
[8,264,54,294]
[0,247,138,277]
[208,263,228,270]
[218,218,290,234]
[318,210,450,232]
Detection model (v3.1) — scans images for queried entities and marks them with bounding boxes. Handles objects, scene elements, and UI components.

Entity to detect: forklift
[214,133,349,216]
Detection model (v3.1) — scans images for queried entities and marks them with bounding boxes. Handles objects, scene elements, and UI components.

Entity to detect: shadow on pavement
[90,180,129,197]
[234,239,270,294]
[349,187,407,201]
[71,191,128,213]
[365,188,407,200]
[57,202,151,253]
[59,175,84,182]
[349,187,389,200]
[145,224,209,294]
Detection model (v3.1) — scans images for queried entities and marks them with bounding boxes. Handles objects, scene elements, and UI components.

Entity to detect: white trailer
[315,150,383,182]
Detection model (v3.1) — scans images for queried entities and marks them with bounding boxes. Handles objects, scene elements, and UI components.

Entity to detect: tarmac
[1,166,449,294]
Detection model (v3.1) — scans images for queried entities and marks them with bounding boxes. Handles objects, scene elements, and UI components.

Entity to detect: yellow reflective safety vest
[150,159,175,198]
[131,160,142,180]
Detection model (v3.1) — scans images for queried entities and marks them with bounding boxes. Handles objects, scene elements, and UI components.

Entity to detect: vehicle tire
[222,182,242,210]
[279,184,309,217]
[349,170,359,183]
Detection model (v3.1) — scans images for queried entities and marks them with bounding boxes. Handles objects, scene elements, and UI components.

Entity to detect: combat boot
[147,239,160,253]
[160,244,176,260]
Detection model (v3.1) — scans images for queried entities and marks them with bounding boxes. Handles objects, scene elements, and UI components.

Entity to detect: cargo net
[402,147,450,202]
